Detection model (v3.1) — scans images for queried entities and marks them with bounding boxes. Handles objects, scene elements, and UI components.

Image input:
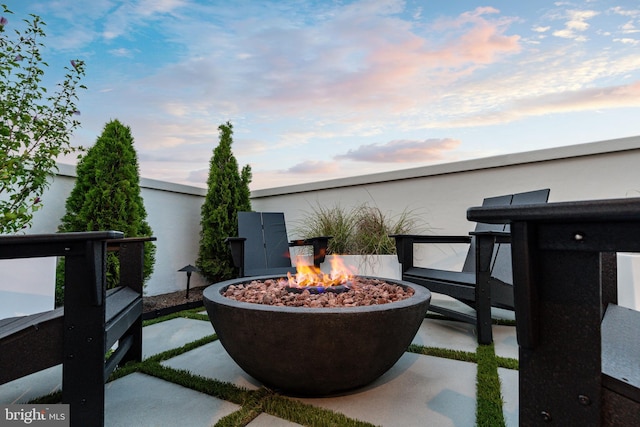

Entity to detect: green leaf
[0,6,86,234]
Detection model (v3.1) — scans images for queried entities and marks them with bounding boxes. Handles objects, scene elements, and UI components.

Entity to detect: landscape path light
[178,264,199,298]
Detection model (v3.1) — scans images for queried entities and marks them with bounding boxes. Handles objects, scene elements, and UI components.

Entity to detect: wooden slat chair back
[467,197,640,426]
[463,191,553,295]
[479,189,552,308]
[227,212,330,277]
[0,232,154,427]
[240,212,296,276]
[461,194,512,294]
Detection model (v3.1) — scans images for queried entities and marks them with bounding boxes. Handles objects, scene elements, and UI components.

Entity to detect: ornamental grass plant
[294,202,423,256]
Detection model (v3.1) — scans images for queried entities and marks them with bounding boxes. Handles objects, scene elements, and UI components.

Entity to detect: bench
[0,232,155,427]
[468,197,640,425]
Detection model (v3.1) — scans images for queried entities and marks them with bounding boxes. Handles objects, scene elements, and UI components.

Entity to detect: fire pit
[203,261,431,396]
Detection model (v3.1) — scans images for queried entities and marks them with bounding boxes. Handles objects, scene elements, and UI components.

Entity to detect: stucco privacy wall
[27,164,208,296]
[251,136,640,274]
[14,135,640,298]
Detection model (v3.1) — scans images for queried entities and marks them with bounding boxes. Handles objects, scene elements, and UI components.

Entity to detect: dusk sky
[6,1,640,190]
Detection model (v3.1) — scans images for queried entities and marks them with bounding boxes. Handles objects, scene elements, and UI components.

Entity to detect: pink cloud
[432,7,522,66]
[232,5,522,116]
[335,138,461,163]
[439,80,640,128]
[452,22,522,64]
[287,160,340,174]
[517,80,640,112]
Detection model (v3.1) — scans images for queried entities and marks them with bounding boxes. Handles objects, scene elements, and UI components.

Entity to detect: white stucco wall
[7,135,640,303]
[136,177,209,295]
[249,135,640,308]
[26,164,209,296]
[250,136,640,234]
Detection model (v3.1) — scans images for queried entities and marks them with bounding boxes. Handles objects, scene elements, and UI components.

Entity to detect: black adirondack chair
[393,189,550,344]
[0,232,154,427]
[226,211,331,277]
[468,197,640,426]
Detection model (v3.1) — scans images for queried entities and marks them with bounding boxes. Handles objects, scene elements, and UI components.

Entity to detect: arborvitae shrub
[197,121,252,281]
[57,119,155,298]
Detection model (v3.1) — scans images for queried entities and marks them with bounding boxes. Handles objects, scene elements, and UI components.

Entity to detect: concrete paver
[162,341,262,391]
[412,317,518,360]
[499,367,519,427]
[105,372,239,427]
[143,317,214,358]
[0,365,61,404]
[295,353,478,427]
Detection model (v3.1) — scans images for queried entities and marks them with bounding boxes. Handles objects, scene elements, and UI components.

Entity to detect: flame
[287,256,356,288]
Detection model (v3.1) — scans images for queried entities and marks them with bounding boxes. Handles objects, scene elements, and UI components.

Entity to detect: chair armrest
[390,234,472,267]
[289,236,331,246]
[290,236,332,267]
[390,234,472,244]
[107,236,157,247]
[0,231,125,306]
[0,231,124,259]
[469,230,511,244]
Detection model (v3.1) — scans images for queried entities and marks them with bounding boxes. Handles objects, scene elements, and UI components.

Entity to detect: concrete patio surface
[0,295,519,427]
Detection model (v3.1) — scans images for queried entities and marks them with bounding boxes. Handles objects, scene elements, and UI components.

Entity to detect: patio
[3,139,640,426]
[0,294,519,427]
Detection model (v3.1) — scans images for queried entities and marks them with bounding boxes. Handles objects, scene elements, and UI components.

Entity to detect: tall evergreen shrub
[197,121,252,281]
[58,119,155,292]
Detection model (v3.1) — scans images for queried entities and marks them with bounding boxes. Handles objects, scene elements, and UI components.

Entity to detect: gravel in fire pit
[222,277,414,308]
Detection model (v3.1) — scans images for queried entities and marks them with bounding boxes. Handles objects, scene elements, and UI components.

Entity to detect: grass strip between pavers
[476,344,506,427]
[262,394,378,427]
[28,307,518,426]
[113,318,376,426]
[407,343,477,363]
[214,388,270,427]
[137,358,378,426]
[143,306,209,326]
[407,343,518,371]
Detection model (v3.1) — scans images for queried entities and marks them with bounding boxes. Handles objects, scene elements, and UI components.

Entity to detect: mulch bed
[143,286,207,319]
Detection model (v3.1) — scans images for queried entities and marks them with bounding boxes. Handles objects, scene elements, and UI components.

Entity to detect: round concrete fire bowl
[203,275,431,396]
